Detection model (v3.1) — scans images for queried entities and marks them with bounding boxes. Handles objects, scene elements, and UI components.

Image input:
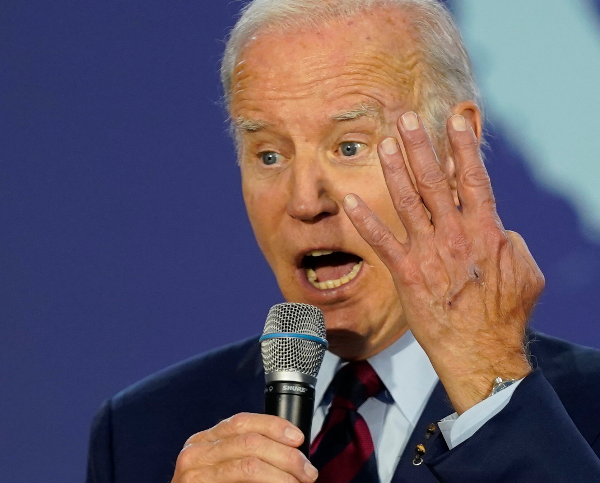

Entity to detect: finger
[343,193,407,269]
[177,456,309,483]
[178,434,317,483]
[447,114,496,219]
[377,137,432,237]
[398,111,461,227]
[187,413,303,447]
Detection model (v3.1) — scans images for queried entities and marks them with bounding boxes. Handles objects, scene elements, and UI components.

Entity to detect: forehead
[230,8,421,124]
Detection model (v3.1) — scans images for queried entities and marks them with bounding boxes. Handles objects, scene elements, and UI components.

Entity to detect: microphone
[260,303,328,457]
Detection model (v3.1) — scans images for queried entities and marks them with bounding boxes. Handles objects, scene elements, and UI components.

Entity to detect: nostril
[286,186,339,221]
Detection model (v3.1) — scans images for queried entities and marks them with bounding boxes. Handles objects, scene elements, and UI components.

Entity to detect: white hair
[220,0,482,147]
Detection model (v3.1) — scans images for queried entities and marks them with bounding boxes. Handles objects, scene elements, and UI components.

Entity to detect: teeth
[306,260,363,290]
[308,250,334,257]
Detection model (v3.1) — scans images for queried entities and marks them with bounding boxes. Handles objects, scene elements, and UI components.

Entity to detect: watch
[489,376,518,397]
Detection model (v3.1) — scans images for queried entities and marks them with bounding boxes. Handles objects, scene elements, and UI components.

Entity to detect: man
[86,1,600,482]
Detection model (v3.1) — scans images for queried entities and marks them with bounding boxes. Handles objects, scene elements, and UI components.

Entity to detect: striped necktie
[310,361,384,483]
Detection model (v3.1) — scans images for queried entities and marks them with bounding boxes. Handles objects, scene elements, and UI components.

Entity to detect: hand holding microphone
[171,303,325,483]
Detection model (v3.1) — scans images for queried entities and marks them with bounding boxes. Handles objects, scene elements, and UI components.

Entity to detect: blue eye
[340,142,364,157]
[260,151,282,165]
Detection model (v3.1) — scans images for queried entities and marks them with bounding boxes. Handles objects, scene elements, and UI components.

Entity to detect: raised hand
[343,111,545,413]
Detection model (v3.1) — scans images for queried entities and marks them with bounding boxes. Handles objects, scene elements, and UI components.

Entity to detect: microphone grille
[261,303,327,378]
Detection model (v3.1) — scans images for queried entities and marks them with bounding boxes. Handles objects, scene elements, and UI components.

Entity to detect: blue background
[1,1,599,481]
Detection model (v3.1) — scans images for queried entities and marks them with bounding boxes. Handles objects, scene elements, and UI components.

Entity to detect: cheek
[242,178,285,258]
[351,168,408,243]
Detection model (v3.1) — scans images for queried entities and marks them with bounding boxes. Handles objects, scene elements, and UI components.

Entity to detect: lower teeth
[306,261,363,290]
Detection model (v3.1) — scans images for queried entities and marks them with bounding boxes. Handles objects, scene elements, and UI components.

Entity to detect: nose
[286,155,339,222]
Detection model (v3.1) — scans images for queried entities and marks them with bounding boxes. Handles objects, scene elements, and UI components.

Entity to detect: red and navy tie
[310,361,384,483]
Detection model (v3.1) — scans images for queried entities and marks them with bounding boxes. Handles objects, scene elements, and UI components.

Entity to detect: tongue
[315,261,357,282]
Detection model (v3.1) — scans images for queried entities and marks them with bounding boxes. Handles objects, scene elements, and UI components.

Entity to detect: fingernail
[304,461,318,480]
[401,111,419,131]
[284,426,303,443]
[381,137,399,155]
[344,194,358,209]
[451,114,467,131]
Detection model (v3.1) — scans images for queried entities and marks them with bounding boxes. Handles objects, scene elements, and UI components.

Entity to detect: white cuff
[438,379,523,449]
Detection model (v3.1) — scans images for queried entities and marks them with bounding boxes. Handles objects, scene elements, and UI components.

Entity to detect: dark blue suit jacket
[86,333,600,482]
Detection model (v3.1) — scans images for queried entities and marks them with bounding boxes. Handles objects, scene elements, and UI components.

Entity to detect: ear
[444,101,483,207]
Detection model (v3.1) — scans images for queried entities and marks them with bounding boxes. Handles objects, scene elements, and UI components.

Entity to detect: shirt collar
[314,330,438,425]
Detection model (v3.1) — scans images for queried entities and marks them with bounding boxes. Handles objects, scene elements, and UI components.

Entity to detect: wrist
[438,354,531,414]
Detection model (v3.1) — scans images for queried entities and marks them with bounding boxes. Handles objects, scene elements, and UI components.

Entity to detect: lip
[293,250,367,304]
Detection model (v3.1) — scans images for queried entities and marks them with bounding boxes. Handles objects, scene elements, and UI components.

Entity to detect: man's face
[230,9,424,359]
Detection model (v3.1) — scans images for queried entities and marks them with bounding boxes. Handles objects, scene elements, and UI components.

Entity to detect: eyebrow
[234,117,269,133]
[331,103,384,123]
[233,102,384,135]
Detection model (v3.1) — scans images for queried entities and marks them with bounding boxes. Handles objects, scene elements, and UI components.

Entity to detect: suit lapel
[391,381,453,483]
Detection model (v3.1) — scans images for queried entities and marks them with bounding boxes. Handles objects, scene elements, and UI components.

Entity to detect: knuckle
[240,456,263,477]
[459,166,490,188]
[419,168,447,189]
[177,445,197,470]
[229,412,251,431]
[240,432,262,454]
[396,189,422,211]
[367,222,394,247]
[286,447,304,469]
[479,197,497,212]
[183,431,203,447]
[484,228,508,250]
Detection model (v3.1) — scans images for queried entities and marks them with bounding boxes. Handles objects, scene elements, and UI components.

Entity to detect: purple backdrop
[1,1,599,482]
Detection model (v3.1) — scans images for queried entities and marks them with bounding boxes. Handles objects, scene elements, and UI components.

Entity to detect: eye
[339,141,365,157]
[260,151,283,166]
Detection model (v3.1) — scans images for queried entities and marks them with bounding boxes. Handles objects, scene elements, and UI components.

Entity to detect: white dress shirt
[311,330,522,483]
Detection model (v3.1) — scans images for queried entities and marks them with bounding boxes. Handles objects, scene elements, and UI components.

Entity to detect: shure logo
[282,384,307,393]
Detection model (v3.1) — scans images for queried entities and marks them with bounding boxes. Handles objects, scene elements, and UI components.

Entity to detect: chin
[320,305,377,358]
[323,298,406,359]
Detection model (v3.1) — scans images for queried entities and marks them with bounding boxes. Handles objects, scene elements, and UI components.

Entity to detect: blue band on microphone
[259,332,328,348]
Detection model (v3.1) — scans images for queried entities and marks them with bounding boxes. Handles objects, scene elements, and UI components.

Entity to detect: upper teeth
[308,250,334,257]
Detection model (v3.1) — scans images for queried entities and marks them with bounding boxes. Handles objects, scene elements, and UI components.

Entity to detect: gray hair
[220,0,482,148]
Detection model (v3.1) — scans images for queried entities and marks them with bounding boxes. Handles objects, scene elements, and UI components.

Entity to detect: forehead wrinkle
[234,51,420,108]
[231,13,425,126]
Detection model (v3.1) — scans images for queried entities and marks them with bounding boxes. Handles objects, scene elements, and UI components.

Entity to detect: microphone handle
[265,381,315,457]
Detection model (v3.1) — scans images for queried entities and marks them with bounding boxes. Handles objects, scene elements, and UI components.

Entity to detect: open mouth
[301,250,364,290]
